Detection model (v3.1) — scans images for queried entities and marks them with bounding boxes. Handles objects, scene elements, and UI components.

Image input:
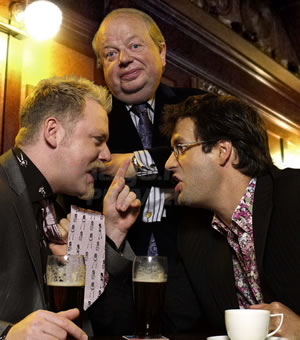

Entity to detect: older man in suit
[87,8,206,335]
[0,75,140,340]
[163,93,300,339]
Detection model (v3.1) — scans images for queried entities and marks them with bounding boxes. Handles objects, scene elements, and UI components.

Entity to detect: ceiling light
[24,0,62,41]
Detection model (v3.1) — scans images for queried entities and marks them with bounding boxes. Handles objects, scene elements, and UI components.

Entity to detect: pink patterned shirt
[212,178,264,308]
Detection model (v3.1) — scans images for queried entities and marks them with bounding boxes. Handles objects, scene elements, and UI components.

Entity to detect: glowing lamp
[24,1,62,41]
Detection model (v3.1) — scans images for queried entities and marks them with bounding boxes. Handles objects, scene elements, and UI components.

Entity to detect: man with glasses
[162,93,300,338]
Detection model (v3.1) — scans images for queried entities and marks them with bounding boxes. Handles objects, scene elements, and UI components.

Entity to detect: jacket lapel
[179,208,238,326]
[2,150,46,305]
[202,227,239,321]
[108,98,143,152]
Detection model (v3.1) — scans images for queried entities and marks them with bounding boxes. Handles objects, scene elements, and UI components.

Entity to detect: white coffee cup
[225,309,283,340]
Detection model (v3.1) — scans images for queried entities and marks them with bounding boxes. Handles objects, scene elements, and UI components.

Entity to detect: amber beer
[46,255,85,327]
[132,256,168,338]
[47,282,85,325]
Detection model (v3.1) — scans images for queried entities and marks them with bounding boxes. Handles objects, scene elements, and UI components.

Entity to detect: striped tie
[131,104,158,256]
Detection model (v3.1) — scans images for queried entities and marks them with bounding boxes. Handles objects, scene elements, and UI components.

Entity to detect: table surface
[90,333,211,340]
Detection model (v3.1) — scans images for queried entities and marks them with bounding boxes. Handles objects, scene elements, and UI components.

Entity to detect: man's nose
[165,152,177,171]
[119,49,133,65]
[99,143,111,162]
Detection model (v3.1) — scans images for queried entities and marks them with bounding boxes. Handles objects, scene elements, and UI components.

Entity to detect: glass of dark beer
[46,255,85,327]
[132,256,168,338]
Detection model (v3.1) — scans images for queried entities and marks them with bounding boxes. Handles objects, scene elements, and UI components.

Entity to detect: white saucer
[207,336,287,340]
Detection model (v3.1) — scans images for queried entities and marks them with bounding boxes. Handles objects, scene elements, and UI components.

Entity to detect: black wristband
[106,236,125,254]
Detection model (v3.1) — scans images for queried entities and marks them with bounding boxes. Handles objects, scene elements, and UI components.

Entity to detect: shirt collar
[126,98,155,113]
[13,147,54,203]
[212,178,257,235]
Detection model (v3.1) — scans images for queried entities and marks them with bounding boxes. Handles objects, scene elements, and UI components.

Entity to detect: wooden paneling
[104,0,300,167]
[1,34,22,153]
[1,0,300,167]
[0,0,98,152]
[0,32,7,153]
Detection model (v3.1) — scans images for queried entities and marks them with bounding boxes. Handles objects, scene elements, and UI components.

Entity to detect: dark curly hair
[162,93,273,177]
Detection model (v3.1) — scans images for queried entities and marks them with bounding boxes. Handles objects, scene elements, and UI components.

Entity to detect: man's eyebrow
[93,135,108,142]
[103,44,117,50]
[102,35,141,49]
[125,34,141,42]
[124,35,145,47]
[171,136,182,146]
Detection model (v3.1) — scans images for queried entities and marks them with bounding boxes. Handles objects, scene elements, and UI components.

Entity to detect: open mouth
[172,175,182,193]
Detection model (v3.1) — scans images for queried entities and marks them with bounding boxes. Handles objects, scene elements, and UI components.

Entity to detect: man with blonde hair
[0,75,140,339]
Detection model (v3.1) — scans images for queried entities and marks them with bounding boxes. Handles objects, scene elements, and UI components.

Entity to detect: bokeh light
[24,1,62,41]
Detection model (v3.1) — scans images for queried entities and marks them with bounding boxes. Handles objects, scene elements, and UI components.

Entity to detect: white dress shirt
[127,100,166,223]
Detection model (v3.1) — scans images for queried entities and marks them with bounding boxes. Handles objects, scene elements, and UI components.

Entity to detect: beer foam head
[133,264,167,282]
[47,280,85,287]
[133,275,167,283]
[47,265,85,286]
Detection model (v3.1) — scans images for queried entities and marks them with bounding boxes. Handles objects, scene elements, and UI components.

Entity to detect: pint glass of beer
[46,255,85,327]
[132,256,168,338]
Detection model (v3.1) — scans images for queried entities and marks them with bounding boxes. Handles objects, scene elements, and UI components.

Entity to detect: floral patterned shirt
[212,178,264,308]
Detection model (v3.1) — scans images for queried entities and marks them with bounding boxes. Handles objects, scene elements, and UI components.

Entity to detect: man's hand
[103,159,141,248]
[251,302,300,340]
[49,214,70,255]
[102,153,136,177]
[6,308,88,340]
[57,214,70,242]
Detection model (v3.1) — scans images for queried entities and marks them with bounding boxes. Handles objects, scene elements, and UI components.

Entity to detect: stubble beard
[77,160,105,201]
[78,182,95,201]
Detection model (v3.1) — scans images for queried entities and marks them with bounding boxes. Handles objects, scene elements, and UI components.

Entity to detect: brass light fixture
[0,0,62,41]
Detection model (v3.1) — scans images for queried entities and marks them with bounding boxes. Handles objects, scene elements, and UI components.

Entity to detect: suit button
[146,211,152,219]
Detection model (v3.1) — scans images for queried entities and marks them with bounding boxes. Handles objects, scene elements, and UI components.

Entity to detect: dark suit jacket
[179,166,300,333]
[0,150,46,333]
[107,84,205,252]
[88,84,207,335]
[107,83,203,172]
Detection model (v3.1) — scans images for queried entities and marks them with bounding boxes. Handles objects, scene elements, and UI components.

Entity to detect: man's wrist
[106,236,125,254]
[105,226,128,249]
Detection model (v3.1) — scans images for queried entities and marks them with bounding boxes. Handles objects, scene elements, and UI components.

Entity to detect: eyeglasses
[172,141,213,159]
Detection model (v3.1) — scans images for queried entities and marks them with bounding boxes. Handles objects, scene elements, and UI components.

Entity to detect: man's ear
[216,140,233,166]
[160,42,166,68]
[43,117,65,148]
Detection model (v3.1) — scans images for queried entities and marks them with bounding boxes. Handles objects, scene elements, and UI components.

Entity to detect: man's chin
[118,84,152,103]
[77,184,95,201]
[177,193,191,207]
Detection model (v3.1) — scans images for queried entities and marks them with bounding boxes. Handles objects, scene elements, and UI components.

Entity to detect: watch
[131,154,143,176]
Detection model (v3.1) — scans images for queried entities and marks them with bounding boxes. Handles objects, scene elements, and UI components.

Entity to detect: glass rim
[133,255,168,260]
[47,254,85,259]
